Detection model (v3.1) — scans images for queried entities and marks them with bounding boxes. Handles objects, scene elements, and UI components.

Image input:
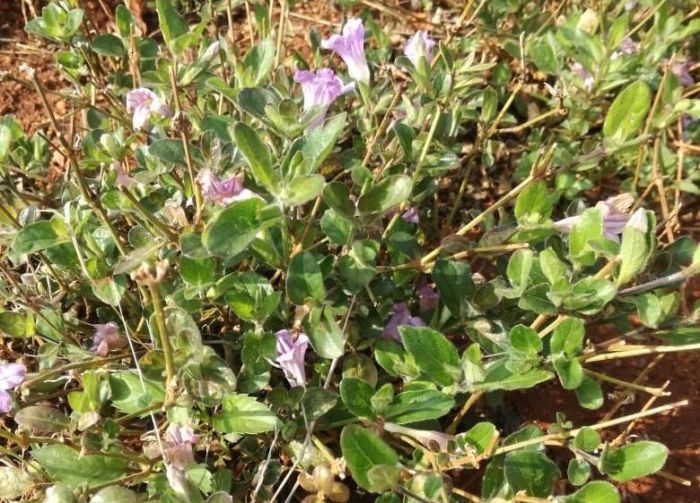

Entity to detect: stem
[446,391,483,435]
[583,368,669,396]
[413,106,442,182]
[148,283,175,397]
[20,353,129,390]
[581,342,700,363]
[169,65,203,228]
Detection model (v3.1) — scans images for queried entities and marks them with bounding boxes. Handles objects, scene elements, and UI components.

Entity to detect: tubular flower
[0,362,26,414]
[417,280,439,312]
[91,322,127,356]
[294,69,355,128]
[164,424,199,468]
[383,303,425,343]
[322,18,370,84]
[670,60,694,87]
[275,330,309,388]
[126,87,171,130]
[112,162,133,189]
[197,169,255,206]
[554,193,634,242]
[384,422,453,451]
[404,31,436,66]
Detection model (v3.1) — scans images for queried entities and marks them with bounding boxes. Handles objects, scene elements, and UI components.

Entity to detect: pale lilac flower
[164,424,199,468]
[571,62,594,91]
[626,208,648,233]
[112,162,133,189]
[125,88,171,130]
[322,18,370,84]
[384,422,453,451]
[197,169,256,206]
[670,60,694,87]
[275,330,309,388]
[0,362,26,414]
[383,303,425,343]
[612,37,639,59]
[417,280,439,312]
[554,193,634,242]
[402,207,419,224]
[91,322,127,357]
[294,69,355,128]
[404,31,436,67]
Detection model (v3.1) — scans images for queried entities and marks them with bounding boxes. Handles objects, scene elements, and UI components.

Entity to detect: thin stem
[120,187,178,242]
[583,368,669,396]
[148,283,175,399]
[446,391,484,435]
[413,106,442,182]
[581,342,700,363]
[20,353,129,390]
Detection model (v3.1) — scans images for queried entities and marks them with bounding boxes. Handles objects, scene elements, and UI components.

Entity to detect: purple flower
[164,424,199,468]
[612,37,639,59]
[386,207,419,224]
[0,362,26,414]
[384,422,453,451]
[196,169,256,206]
[322,18,370,84]
[112,162,133,189]
[417,280,439,312]
[294,69,355,128]
[404,31,436,67]
[126,88,171,130]
[383,303,425,343]
[554,193,634,242]
[91,322,127,356]
[571,63,594,91]
[275,330,309,388]
[670,60,694,87]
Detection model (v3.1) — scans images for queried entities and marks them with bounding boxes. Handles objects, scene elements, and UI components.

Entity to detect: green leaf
[574,427,601,452]
[515,181,554,225]
[603,81,651,144]
[303,387,338,422]
[12,220,66,254]
[322,182,355,220]
[303,306,345,359]
[212,394,278,434]
[433,259,475,316]
[32,444,128,489]
[286,252,325,305]
[91,34,125,57]
[242,38,275,86]
[224,272,280,323]
[340,425,399,492]
[568,208,603,265]
[203,199,281,258]
[400,326,461,387]
[301,113,347,173]
[552,354,584,390]
[575,376,604,410]
[600,441,668,482]
[509,324,542,355]
[282,174,324,207]
[155,0,187,44]
[539,248,569,285]
[459,422,497,454]
[366,464,400,493]
[383,389,454,424]
[0,311,34,338]
[567,458,592,486]
[550,317,585,357]
[563,481,620,503]
[148,139,187,165]
[340,378,375,419]
[473,361,553,392]
[180,255,216,287]
[504,450,561,497]
[233,122,277,191]
[109,371,165,414]
[357,175,413,215]
[90,486,138,503]
[15,406,70,433]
